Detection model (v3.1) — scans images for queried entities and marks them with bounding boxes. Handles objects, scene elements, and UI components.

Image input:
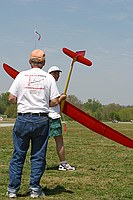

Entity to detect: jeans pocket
[13,118,27,137]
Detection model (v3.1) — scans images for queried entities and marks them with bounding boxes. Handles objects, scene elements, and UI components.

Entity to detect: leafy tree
[94,108,103,121]
[102,103,122,121]
[109,111,120,121]
[118,108,132,122]
[4,104,17,118]
[0,92,10,114]
[67,95,83,109]
[83,98,102,112]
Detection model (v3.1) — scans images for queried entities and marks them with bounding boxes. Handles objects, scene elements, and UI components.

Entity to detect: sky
[0,0,133,106]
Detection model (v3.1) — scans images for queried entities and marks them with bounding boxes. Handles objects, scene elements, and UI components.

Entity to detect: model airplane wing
[62,101,133,148]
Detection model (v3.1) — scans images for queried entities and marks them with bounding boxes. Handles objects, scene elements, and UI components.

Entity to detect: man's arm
[49,97,59,107]
[49,94,66,107]
[8,93,17,104]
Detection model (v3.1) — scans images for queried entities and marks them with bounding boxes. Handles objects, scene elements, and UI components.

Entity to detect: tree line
[0,92,133,122]
[66,95,133,122]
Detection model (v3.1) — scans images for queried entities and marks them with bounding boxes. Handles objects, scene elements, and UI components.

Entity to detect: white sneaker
[6,192,17,198]
[58,163,75,171]
[30,190,45,198]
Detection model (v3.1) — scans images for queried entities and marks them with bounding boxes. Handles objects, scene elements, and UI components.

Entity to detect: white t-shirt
[8,68,60,113]
[48,104,61,119]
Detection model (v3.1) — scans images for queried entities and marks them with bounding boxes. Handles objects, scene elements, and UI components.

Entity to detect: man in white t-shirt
[48,66,75,171]
[7,49,60,198]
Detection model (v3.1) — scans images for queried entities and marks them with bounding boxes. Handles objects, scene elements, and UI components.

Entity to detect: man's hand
[8,93,17,104]
[59,94,67,103]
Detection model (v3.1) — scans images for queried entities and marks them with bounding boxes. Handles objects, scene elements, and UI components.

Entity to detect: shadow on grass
[46,164,58,170]
[17,185,74,197]
[44,185,74,196]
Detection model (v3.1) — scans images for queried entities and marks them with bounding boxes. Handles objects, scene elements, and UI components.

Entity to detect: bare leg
[54,135,75,171]
[54,135,66,162]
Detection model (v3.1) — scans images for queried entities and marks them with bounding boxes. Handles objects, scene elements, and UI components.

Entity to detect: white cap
[48,66,62,73]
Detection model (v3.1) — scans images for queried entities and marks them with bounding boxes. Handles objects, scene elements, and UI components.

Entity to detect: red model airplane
[3,63,133,149]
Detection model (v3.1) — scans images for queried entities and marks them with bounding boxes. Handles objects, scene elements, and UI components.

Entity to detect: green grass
[0,122,133,199]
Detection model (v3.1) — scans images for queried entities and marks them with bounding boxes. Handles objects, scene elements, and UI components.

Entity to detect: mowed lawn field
[0,121,133,200]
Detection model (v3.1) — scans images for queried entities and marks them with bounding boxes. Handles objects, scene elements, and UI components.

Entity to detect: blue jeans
[8,115,49,193]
